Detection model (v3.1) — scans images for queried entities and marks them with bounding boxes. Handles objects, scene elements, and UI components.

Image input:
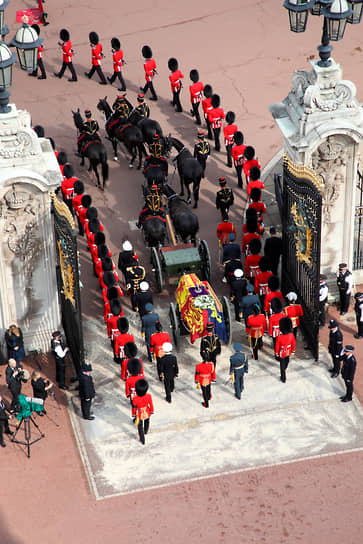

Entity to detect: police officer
[159,342,179,403]
[354,292,363,338]
[193,131,210,178]
[337,263,353,315]
[85,31,107,84]
[51,331,69,390]
[78,363,96,419]
[54,28,77,81]
[200,322,221,373]
[328,319,343,378]
[229,343,248,399]
[340,345,356,402]
[216,177,234,221]
[108,37,126,91]
[319,274,329,327]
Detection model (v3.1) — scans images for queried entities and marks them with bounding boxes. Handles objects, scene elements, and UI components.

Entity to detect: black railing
[353,168,363,270]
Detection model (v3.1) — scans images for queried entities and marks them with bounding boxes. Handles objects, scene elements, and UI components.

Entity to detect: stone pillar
[0,104,62,353]
[270,58,363,290]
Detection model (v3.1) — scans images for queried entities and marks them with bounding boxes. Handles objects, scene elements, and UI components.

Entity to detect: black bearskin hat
[103,271,116,287]
[190,69,199,83]
[211,94,220,108]
[225,111,235,124]
[135,378,149,397]
[89,31,99,45]
[244,146,255,161]
[124,342,137,358]
[106,286,119,301]
[246,217,258,234]
[279,316,293,335]
[34,125,44,138]
[94,231,105,246]
[111,37,120,50]
[250,188,261,202]
[233,131,244,145]
[31,24,40,36]
[253,304,261,316]
[268,275,280,291]
[249,166,261,181]
[127,358,142,377]
[168,57,178,72]
[270,296,283,314]
[86,207,98,221]
[57,151,68,165]
[155,321,162,332]
[249,238,261,255]
[142,45,152,59]
[117,317,129,334]
[63,163,74,178]
[259,256,270,273]
[60,29,70,42]
[81,194,92,208]
[97,244,109,260]
[246,207,257,220]
[88,218,100,233]
[101,257,113,272]
[203,84,213,98]
[110,298,122,317]
[73,180,84,195]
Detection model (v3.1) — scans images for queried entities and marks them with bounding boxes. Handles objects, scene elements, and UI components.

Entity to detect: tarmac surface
[1,1,363,543]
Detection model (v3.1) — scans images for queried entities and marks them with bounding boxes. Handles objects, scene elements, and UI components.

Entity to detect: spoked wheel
[221,296,232,345]
[199,239,212,282]
[169,302,180,350]
[151,247,163,292]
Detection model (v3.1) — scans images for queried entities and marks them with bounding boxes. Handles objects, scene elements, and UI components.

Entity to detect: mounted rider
[143,134,168,178]
[134,93,150,119]
[112,93,133,120]
[77,109,100,155]
[137,185,166,227]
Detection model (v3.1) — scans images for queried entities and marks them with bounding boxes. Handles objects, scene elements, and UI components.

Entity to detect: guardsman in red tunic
[108,37,126,91]
[168,57,184,112]
[57,151,68,178]
[54,28,77,81]
[201,84,213,140]
[249,187,266,226]
[85,32,107,85]
[217,218,237,247]
[247,167,265,199]
[78,194,92,228]
[193,131,210,178]
[195,351,215,407]
[103,285,120,323]
[121,342,144,381]
[29,24,46,79]
[254,256,273,309]
[132,379,154,445]
[241,217,261,256]
[246,305,267,360]
[72,181,85,235]
[231,131,246,188]
[243,146,261,184]
[106,299,124,340]
[264,276,284,315]
[61,163,78,215]
[125,358,144,416]
[189,69,204,125]
[216,177,234,221]
[284,292,304,338]
[223,111,238,168]
[245,238,262,280]
[208,94,225,152]
[140,45,157,101]
[275,317,296,383]
[150,321,172,380]
[268,297,285,349]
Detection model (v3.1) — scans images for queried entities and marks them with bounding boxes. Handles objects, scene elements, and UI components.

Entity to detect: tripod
[12,416,45,458]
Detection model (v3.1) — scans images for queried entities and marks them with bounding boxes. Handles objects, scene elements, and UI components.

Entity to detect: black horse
[169,137,203,208]
[163,184,199,244]
[141,216,167,248]
[72,109,109,190]
[97,97,145,169]
[128,109,163,145]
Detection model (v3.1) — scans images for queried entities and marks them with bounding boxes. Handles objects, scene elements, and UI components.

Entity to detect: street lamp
[0,0,9,38]
[347,0,363,23]
[10,22,43,72]
[0,41,16,113]
[283,0,315,33]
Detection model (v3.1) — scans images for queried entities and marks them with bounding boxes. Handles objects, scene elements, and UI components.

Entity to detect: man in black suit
[78,364,96,420]
[230,268,248,321]
[158,342,179,403]
[264,227,283,276]
[0,395,13,447]
[340,345,357,402]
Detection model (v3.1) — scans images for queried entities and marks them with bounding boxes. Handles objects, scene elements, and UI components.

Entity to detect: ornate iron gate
[282,156,323,360]
[353,167,363,270]
[51,192,84,374]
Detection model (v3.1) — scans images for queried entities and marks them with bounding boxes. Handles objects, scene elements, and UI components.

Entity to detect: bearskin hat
[244,146,255,160]
[88,218,100,233]
[279,316,293,335]
[250,188,261,202]
[155,321,163,332]
[62,163,74,179]
[81,194,92,208]
[94,231,105,246]
[89,31,99,45]
[142,45,152,59]
[168,57,178,72]
[124,342,137,358]
[49,137,56,150]
[246,217,258,234]
[110,298,122,317]
[253,304,261,315]
[249,166,261,181]
[86,207,98,221]
[211,94,220,108]
[111,37,120,50]
[103,271,116,287]
[233,131,244,145]
[117,317,129,334]
[34,125,44,138]
[135,378,149,397]
[73,180,84,195]
[268,275,280,291]
[106,286,119,301]
[225,111,235,124]
[249,238,261,255]
[97,244,109,260]
[246,207,257,220]
[102,257,113,272]
[31,24,40,36]
[60,29,70,42]
[203,84,213,98]
[127,358,142,377]
[258,256,270,273]
[190,69,199,83]
[270,296,283,314]
[57,151,68,165]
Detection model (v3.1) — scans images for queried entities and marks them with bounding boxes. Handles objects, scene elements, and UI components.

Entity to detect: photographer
[7,360,24,413]
[31,371,53,416]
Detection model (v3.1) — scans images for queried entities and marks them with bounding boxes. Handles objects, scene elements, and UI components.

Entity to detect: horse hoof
[113,156,118,162]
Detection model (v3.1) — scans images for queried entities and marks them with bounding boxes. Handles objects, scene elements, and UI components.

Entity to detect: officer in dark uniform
[222,232,241,263]
[354,292,363,338]
[216,177,234,221]
[229,343,248,399]
[134,281,153,318]
[125,263,146,311]
[328,319,343,377]
[77,109,100,155]
[135,93,150,119]
[340,345,357,402]
[337,263,353,315]
[78,363,96,419]
[230,269,248,322]
[112,94,133,122]
[137,185,166,227]
[158,342,179,403]
[118,241,138,281]
[200,322,221,373]
[143,134,168,177]
[141,303,160,361]
[193,131,210,178]
[51,331,69,390]
[85,31,107,84]
[319,274,329,327]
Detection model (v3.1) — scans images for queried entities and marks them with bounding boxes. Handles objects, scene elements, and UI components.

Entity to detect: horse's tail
[101,151,109,182]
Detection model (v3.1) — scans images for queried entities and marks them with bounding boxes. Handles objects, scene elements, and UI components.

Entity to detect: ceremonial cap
[89,31,99,45]
[279,316,293,335]
[211,94,220,108]
[234,269,243,278]
[127,358,142,376]
[145,303,153,312]
[259,256,270,273]
[122,241,132,251]
[94,232,105,245]
[85,109,92,118]
[60,29,70,42]
[103,271,116,287]
[142,45,152,59]
[249,166,260,181]
[233,343,243,352]
[233,131,244,145]
[228,232,236,241]
[111,37,120,50]
[328,319,338,329]
[140,281,149,291]
[110,299,122,316]
[190,69,199,82]
[52,331,61,338]
[162,342,173,353]
[137,93,144,102]
[344,345,354,352]
[286,291,298,302]
[81,363,93,372]
[339,263,347,269]
[63,163,74,178]
[73,180,84,195]
[244,146,255,160]
[247,284,254,292]
[268,275,280,291]
[206,322,214,331]
[249,238,261,255]
[107,286,119,301]
[219,177,226,186]
[203,84,212,97]
[270,296,283,313]
[81,194,92,208]
[168,57,178,71]
[225,111,235,124]
[86,207,98,221]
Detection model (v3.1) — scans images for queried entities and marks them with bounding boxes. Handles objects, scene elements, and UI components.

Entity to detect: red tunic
[217,221,236,245]
[125,373,145,400]
[99,270,119,290]
[241,232,261,254]
[255,271,273,296]
[284,304,304,328]
[144,58,156,82]
[113,49,123,72]
[113,332,134,364]
[202,96,212,120]
[61,176,78,201]
[106,311,124,338]
[275,333,296,358]
[102,285,123,303]
[132,394,154,420]
[264,291,284,314]
[121,357,144,382]
[243,158,261,181]
[245,254,261,279]
[72,193,83,214]
[247,180,265,198]
[190,81,204,104]
[246,314,267,338]
[169,69,184,92]
[223,124,238,146]
[208,107,225,129]
[231,143,246,167]
[150,331,172,358]
[62,40,73,63]
[195,361,215,386]
[249,201,266,222]
[268,312,286,337]
[38,44,44,60]
[91,43,103,66]
[93,247,112,265]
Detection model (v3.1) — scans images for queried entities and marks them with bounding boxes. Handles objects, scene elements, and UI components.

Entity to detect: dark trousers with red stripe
[279,356,290,383]
[87,65,107,84]
[172,90,182,112]
[56,61,77,80]
[201,384,211,407]
[213,127,221,152]
[142,80,157,100]
[191,102,201,125]
[109,70,126,91]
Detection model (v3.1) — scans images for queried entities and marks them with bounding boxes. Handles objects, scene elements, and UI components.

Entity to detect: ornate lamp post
[0,42,16,113]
